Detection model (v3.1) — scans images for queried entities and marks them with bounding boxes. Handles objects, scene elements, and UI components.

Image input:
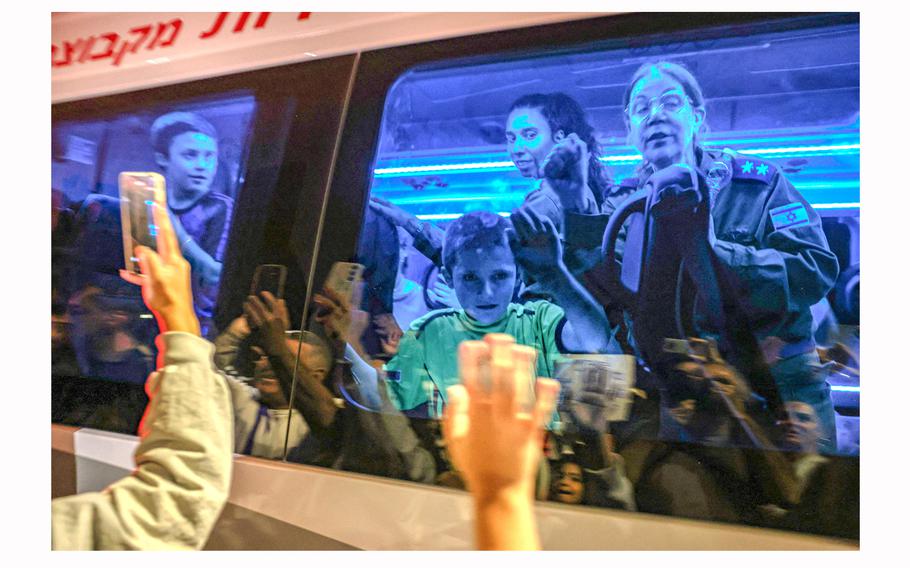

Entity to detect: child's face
[162,131,218,208]
[451,244,517,324]
[553,462,584,504]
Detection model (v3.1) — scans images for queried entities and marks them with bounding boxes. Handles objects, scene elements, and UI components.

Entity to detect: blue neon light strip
[417,212,511,221]
[391,190,857,211]
[830,386,860,393]
[392,194,528,206]
[373,143,859,177]
[406,200,858,214]
[810,202,860,209]
[400,196,858,212]
[374,161,513,176]
[744,143,859,156]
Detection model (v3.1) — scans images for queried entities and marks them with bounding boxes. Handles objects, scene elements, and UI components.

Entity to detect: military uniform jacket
[695,148,838,345]
[620,148,839,347]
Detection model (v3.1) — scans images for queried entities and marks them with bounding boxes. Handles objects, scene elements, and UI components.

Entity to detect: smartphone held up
[118,172,166,275]
[324,262,364,307]
[251,264,288,300]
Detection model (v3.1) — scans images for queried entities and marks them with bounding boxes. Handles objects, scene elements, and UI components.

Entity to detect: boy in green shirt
[341,209,611,418]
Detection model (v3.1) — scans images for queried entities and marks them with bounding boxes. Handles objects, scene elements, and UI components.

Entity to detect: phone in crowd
[250,264,288,299]
[118,172,166,274]
[324,262,364,307]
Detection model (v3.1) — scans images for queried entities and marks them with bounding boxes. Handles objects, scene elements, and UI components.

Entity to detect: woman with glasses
[617,61,840,453]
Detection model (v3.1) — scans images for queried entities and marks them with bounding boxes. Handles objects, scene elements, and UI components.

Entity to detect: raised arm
[244,292,338,433]
[313,288,384,409]
[370,197,446,268]
[52,201,232,550]
[510,208,611,353]
[212,315,250,371]
[442,334,559,550]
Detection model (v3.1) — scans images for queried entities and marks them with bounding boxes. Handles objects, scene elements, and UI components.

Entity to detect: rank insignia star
[741,161,754,173]
[756,163,769,176]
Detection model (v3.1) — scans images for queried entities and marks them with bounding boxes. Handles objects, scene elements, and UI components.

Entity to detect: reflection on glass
[150,112,233,335]
[52,94,257,433]
[215,317,312,459]
[326,17,860,539]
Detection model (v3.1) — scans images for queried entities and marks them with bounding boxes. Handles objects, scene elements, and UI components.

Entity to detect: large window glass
[53,53,361,474]
[295,17,858,540]
[52,93,258,430]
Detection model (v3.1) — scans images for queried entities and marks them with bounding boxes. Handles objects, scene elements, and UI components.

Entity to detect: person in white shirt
[52,198,233,550]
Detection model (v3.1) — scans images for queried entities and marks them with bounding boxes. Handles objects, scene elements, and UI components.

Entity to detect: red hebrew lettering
[129,25,153,50]
[51,43,65,67]
[52,37,93,67]
[77,36,96,63]
[79,37,98,61]
[254,12,270,28]
[89,32,119,61]
[111,42,129,66]
[200,12,228,39]
[149,19,182,48]
[233,12,251,33]
[111,24,151,65]
[51,18,183,68]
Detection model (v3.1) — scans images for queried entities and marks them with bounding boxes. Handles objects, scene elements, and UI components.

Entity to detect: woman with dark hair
[506,92,612,210]
[371,92,625,300]
[615,61,840,453]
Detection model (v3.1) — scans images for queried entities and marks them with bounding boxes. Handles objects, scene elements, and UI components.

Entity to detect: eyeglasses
[627,92,690,122]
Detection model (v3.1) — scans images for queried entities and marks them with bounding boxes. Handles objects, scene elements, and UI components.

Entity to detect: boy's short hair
[442,211,514,271]
[149,111,218,156]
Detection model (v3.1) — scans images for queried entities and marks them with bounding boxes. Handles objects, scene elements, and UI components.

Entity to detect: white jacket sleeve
[51,332,234,550]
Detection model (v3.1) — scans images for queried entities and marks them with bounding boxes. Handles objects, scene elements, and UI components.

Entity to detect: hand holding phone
[313,262,365,343]
[250,264,287,299]
[118,192,199,335]
[324,262,364,308]
[118,172,166,274]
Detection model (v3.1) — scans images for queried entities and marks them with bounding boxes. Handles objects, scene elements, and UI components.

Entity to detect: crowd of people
[51,199,554,549]
[51,60,859,548]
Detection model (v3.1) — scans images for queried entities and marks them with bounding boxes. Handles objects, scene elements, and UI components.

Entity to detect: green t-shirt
[383,300,567,417]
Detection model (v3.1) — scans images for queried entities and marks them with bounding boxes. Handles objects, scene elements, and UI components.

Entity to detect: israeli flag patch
[770,202,811,231]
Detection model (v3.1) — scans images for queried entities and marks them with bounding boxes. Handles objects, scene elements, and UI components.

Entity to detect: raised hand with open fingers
[442,333,559,550]
[510,206,565,282]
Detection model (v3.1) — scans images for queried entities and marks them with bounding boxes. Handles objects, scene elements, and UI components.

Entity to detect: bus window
[303,15,858,540]
[52,93,257,429]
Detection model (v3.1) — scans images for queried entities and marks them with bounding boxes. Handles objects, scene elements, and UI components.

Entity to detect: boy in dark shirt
[150,112,234,335]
